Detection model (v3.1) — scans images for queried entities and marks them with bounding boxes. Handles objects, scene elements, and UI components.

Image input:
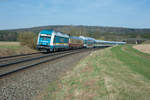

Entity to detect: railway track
[0,49,92,78]
[0,53,44,66]
[0,52,43,60]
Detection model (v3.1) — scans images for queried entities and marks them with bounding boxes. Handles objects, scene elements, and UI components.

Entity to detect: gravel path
[0,51,91,100]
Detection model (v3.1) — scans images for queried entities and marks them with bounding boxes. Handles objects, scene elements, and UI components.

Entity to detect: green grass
[111,45,150,79]
[0,45,22,49]
[42,45,150,100]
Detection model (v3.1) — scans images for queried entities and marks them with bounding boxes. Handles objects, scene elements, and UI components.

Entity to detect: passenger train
[37,30,126,52]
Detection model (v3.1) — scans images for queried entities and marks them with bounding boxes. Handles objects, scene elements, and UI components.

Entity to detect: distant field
[0,41,19,45]
[0,41,21,49]
[0,41,36,56]
[41,45,150,100]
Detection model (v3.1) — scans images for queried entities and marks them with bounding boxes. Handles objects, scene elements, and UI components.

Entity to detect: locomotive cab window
[40,36,51,40]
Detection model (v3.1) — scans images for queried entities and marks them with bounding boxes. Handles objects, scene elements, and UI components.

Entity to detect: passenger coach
[79,36,95,48]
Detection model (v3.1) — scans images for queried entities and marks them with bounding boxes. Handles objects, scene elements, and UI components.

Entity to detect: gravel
[0,50,91,100]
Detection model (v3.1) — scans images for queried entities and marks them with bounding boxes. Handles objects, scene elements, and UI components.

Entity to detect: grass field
[0,42,21,49]
[41,45,150,100]
[0,41,36,56]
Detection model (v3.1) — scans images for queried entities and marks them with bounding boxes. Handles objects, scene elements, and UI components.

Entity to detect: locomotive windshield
[40,36,51,38]
[40,33,51,39]
[40,36,51,40]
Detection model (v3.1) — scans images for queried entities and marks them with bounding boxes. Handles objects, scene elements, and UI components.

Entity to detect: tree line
[0,25,150,49]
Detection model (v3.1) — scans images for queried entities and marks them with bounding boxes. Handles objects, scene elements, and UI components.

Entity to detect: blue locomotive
[37,30,69,52]
[37,30,126,52]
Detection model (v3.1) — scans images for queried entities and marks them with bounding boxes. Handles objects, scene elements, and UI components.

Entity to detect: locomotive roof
[40,30,54,34]
[40,30,69,38]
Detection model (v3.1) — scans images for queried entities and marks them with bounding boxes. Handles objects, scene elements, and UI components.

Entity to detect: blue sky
[0,0,150,30]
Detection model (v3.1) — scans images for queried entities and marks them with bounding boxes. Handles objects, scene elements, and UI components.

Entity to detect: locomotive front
[37,30,54,52]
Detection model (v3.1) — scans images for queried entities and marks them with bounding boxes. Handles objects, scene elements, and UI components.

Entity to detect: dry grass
[133,44,150,54]
[0,41,37,57]
[0,41,20,46]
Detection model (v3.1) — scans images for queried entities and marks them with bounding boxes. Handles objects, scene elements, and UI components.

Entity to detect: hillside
[0,25,150,42]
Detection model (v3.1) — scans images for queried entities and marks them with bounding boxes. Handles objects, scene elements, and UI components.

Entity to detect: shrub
[18,32,38,49]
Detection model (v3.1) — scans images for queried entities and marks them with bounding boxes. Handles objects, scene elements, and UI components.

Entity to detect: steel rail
[0,49,81,67]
